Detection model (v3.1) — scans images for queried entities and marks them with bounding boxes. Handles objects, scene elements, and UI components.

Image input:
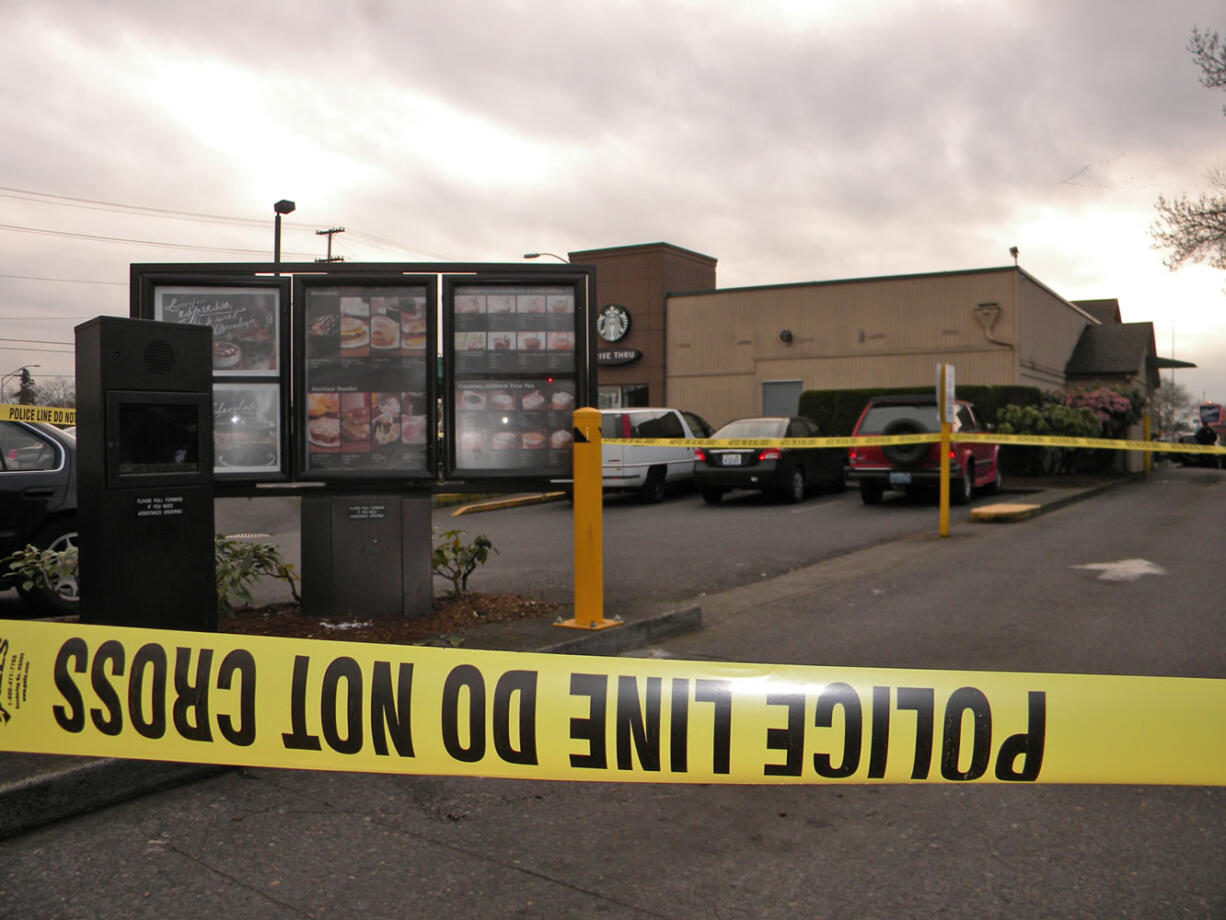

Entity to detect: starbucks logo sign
[597,303,631,343]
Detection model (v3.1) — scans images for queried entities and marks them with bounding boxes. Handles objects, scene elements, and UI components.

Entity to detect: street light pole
[523,252,568,263]
[1,364,40,403]
[273,199,296,268]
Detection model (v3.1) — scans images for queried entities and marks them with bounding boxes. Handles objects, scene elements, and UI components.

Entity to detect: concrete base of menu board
[300,493,433,619]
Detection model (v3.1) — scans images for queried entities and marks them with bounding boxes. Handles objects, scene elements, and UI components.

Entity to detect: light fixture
[779,330,793,344]
[523,252,568,263]
[273,200,296,266]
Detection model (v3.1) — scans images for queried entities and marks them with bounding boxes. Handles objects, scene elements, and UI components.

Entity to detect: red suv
[847,394,1001,505]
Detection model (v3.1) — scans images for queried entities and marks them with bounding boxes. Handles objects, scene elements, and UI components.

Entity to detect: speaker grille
[143,340,175,375]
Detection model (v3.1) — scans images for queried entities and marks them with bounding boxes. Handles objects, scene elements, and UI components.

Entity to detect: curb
[451,492,566,516]
[0,602,703,840]
[974,476,1135,523]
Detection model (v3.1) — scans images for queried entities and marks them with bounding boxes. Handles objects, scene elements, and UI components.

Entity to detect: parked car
[0,420,78,613]
[693,416,845,504]
[595,407,714,502]
[846,394,1000,505]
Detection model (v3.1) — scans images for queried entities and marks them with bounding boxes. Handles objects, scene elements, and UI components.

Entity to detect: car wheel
[639,467,667,503]
[984,461,1002,495]
[701,487,726,505]
[779,467,806,503]
[951,464,973,505]
[859,481,884,505]
[881,418,929,467]
[14,519,79,616]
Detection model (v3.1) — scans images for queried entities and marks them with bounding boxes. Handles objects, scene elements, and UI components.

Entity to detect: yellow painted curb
[452,492,567,516]
[970,503,1041,522]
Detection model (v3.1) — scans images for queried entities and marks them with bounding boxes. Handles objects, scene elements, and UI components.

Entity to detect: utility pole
[316,227,346,263]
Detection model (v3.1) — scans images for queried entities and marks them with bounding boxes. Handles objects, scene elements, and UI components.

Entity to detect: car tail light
[758,448,782,461]
[849,448,861,462]
[621,414,632,438]
[694,448,708,462]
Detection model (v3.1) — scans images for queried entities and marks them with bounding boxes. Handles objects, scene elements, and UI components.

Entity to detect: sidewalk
[0,476,1130,839]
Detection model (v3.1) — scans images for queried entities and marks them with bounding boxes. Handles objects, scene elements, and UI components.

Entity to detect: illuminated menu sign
[151,280,289,481]
[297,279,436,480]
[446,281,582,478]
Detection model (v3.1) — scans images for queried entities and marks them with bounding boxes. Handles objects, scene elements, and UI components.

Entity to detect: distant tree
[35,378,76,408]
[16,368,37,405]
[1150,380,1195,434]
[1151,27,1226,273]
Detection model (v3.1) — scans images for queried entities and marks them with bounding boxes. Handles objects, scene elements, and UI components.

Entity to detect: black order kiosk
[76,316,217,630]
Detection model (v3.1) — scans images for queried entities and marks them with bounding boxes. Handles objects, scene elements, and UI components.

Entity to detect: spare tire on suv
[880,417,930,467]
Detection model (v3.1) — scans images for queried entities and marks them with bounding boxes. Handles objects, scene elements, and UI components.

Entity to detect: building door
[762,380,803,416]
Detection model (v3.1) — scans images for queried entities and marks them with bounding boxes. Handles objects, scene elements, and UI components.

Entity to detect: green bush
[798,384,1045,435]
[995,399,1101,475]
[2,537,300,618]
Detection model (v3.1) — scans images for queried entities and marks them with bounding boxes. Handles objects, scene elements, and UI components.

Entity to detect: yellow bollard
[556,407,621,631]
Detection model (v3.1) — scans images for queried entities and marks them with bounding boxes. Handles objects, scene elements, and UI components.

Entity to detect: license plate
[722,453,742,466]
[889,471,912,485]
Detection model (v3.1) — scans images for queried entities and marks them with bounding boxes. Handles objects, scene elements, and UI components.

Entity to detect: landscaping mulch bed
[219,593,558,646]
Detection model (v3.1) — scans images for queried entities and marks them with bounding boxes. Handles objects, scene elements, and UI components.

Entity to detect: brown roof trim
[569,241,718,264]
[668,264,1101,324]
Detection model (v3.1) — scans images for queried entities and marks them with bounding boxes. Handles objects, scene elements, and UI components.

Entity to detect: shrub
[432,529,497,596]
[214,536,300,616]
[3,537,300,618]
[995,398,1103,475]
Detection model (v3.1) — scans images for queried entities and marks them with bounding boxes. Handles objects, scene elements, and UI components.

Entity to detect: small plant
[3,537,300,618]
[432,529,497,596]
[214,536,300,616]
[2,543,78,603]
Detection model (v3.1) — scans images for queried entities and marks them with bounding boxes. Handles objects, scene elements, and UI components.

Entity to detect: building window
[598,384,649,408]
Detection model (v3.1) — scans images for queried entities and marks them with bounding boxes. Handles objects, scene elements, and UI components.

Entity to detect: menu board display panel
[297,279,436,480]
[145,278,290,481]
[446,280,584,479]
[213,382,282,475]
[154,286,282,377]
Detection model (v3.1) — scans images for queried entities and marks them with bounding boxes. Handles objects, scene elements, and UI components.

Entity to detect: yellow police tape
[2,620,1225,785]
[608,434,1226,454]
[1,403,76,426]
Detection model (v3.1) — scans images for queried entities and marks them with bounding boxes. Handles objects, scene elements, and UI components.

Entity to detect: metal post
[938,364,952,538]
[556,407,620,631]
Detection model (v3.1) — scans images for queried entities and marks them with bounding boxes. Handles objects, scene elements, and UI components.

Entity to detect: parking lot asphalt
[0,476,1131,840]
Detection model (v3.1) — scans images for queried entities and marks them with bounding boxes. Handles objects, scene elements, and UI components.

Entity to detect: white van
[596,407,713,501]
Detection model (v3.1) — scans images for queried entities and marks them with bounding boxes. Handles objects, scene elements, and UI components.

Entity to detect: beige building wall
[666,267,1096,428]
[1016,273,1097,390]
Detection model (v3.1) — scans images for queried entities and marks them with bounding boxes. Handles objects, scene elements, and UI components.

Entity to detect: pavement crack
[164,841,318,918]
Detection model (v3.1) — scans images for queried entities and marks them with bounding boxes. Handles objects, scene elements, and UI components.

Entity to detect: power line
[0,222,315,258]
[0,272,126,286]
[0,184,270,227]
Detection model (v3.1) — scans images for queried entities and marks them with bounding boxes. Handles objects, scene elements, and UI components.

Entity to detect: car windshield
[714,419,786,439]
[857,405,940,434]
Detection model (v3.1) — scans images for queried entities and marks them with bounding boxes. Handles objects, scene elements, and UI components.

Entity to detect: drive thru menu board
[446,281,581,478]
[297,280,435,480]
[150,280,289,481]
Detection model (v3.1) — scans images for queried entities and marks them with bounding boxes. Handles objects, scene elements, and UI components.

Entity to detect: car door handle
[22,487,54,498]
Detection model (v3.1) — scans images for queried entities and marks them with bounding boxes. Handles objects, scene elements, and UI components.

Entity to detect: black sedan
[694,416,845,504]
[0,420,78,613]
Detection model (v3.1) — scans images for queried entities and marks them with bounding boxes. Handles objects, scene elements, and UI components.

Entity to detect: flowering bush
[1063,387,1144,438]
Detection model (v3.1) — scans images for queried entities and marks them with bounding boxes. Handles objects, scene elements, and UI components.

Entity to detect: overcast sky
[3,0,1224,414]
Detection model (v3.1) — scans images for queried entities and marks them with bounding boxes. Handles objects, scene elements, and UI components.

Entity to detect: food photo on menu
[339,392,371,452]
[371,392,401,447]
[339,297,371,357]
[307,393,341,453]
[400,303,428,354]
